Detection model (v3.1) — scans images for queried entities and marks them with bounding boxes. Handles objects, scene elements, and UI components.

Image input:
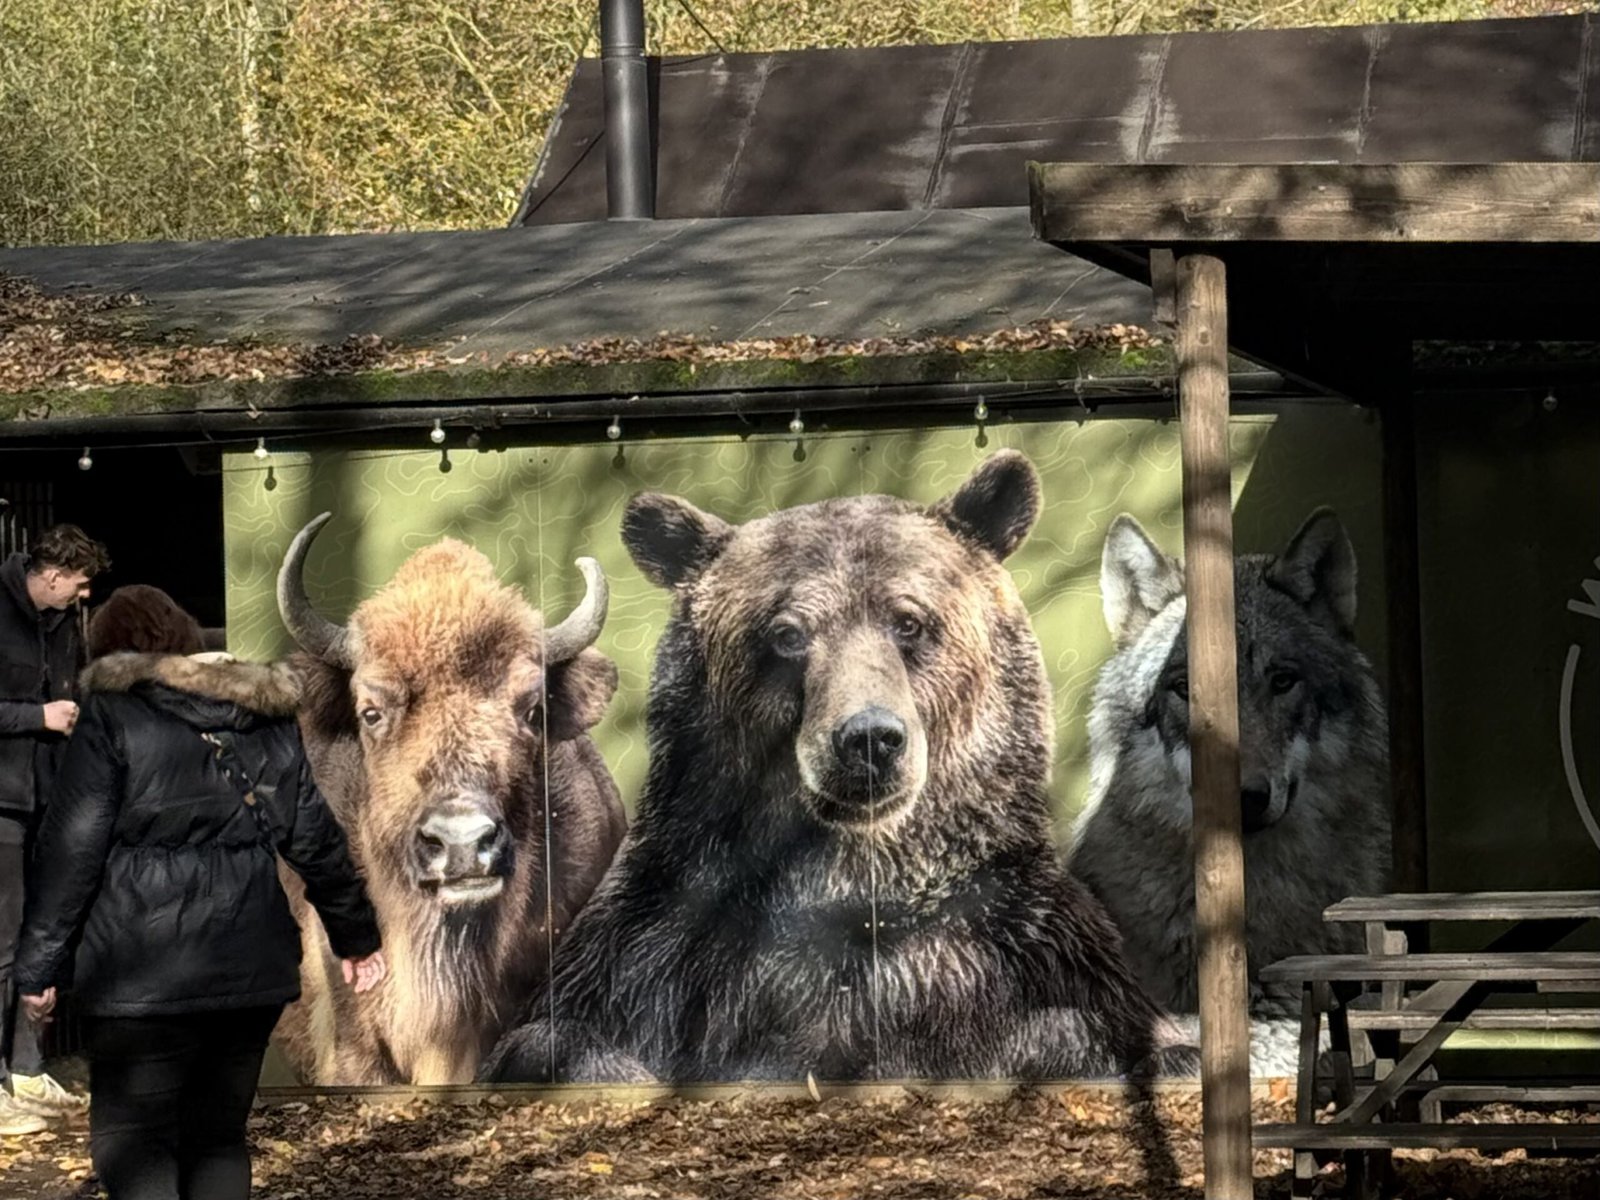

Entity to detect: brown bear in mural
[483,451,1189,1083]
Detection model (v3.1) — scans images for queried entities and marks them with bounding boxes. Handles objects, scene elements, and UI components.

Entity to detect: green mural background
[223,404,1386,827]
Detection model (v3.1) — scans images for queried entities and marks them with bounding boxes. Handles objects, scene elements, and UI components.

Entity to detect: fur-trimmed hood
[81,652,302,718]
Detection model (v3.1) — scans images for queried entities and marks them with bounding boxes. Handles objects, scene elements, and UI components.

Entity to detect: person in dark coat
[0,523,109,1134]
[14,593,386,1200]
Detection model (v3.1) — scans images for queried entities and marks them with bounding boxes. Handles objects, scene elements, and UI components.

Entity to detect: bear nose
[832,707,907,771]
[1240,788,1273,832]
[414,803,510,880]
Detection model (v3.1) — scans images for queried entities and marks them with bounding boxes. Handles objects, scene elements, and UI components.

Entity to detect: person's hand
[341,951,387,994]
[21,988,56,1023]
[42,701,78,734]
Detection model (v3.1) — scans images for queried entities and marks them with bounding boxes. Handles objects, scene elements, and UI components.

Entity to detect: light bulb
[606,417,622,441]
[429,419,447,445]
[788,411,805,437]
[253,437,270,460]
[974,397,989,422]
[77,447,93,471]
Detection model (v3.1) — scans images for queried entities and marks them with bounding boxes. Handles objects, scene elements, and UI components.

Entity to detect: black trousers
[0,814,44,1084]
[84,1005,282,1200]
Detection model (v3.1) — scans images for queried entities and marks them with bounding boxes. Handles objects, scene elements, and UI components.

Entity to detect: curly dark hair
[29,524,111,577]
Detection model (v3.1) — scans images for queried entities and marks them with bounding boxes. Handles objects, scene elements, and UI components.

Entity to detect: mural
[223,408,1393,1083]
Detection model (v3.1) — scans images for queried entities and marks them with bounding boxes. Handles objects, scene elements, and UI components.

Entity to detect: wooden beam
[1029,162,1600,244]
[1176,253,1253,1200]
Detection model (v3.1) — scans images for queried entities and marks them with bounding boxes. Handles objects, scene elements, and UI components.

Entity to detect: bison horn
[544,557,609,664]
[277,513,355,670]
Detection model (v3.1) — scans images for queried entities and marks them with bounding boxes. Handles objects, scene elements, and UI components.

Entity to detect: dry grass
[0,1,1588,246]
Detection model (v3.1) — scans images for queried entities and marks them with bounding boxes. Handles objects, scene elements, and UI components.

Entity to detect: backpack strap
[197,730,278,846]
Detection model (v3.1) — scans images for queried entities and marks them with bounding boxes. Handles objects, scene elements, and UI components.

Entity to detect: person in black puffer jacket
[15,594,386,1200]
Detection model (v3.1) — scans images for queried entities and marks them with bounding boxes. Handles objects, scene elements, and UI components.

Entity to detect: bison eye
[770,623,808,659]
[891,613,924,643]
[522,703,542,730]
[360,706,382,727]
[1269,667,1302,695]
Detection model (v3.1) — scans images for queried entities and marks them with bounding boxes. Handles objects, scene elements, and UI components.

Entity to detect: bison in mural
[485,451,1191,1084]
[271,514,627,1084]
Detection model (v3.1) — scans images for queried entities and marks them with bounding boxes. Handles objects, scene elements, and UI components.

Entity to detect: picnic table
[1253,890,1600,1198]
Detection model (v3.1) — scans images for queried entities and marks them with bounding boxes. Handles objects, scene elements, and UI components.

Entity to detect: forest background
[1,1,1591,246]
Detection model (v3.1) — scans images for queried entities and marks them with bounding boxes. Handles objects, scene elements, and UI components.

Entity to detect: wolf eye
[891,613,924,642]
[770,623,808,658]
[360,706,382,727]
[1269,668,1301,695]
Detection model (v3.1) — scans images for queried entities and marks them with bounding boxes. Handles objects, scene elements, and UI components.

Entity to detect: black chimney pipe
[600,0,653,219]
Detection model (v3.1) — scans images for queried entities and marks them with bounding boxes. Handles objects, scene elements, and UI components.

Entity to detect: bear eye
[1167,674,1189,701]
[360,706,383,728]
[1269,667,1301,695]
[891,613,924,643]
[770,623,809,658]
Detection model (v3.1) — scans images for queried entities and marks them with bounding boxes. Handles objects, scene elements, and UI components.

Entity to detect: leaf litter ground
[3,1088,1596,1200]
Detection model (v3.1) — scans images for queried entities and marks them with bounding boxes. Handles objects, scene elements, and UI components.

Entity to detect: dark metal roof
[0,209,1147,351]
[516,15,1598,226]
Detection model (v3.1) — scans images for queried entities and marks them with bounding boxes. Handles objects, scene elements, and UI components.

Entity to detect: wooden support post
[1176,253,1253,1200]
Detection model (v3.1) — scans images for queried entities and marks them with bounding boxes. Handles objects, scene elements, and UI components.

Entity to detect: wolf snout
[1240,785,1288,833]
[413,800,512,889]
[832,706,907,772]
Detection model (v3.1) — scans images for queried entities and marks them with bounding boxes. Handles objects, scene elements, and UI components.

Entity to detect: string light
[788,411,805,437]
[77,447,93,471]
[606,416,622,441]
[1543,390,1559,412]
[253,437,270,460]
[429,419,447,445]
[974,397,989,422]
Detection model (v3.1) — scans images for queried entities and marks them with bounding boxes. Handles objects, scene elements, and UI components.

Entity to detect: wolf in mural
[1069,509,1390,1058]
[271,516,627,1084]
[484,451,1191,1084]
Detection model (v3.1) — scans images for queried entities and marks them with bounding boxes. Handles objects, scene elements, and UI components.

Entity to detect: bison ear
[1101,515,1184,648]
[546,648,618,741]
[931,450,1041,561]
[1270,508,1358,636]
[622,493,734,589]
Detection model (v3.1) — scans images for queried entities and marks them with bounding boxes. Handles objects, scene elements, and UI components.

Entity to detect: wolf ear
[1270,508,1358,636]
[622,493,734,589]
[1101,515,1185,648]
[545,648,618,741]
[931,450,1042,561]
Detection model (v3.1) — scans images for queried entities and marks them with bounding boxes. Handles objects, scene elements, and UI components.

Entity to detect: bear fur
[484,451,1188,1083]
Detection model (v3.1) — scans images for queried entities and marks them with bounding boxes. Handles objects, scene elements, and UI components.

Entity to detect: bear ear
[931,450,1042,561]
[1270,507,1358,636]
[1101,515,1185,648]
[545,648,618,742]
[621,493,734,589]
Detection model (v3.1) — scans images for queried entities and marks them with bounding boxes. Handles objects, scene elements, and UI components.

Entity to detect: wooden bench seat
[1346,1006,1600,1032]
[1253,1122,1600,1151]
[1259,952,1600,984]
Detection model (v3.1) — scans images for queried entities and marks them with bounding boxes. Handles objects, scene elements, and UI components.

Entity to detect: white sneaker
[9,1072,87,1115]
[0,1089,50,1135]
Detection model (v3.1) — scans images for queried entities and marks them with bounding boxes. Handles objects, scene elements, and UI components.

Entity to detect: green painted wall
[1417,396,1600,901]
[223,405,1386,828]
